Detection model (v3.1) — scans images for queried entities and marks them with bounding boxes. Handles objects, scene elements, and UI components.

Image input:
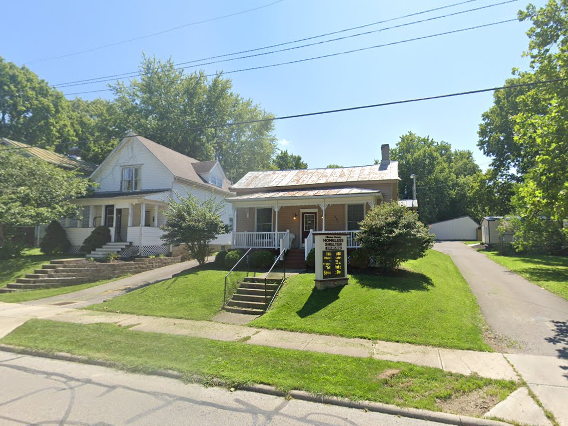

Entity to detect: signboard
[314,232,348,289]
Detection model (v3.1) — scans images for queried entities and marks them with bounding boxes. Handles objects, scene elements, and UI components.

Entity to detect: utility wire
[2,76,566,154]
[24,0,284,64]
[63,18,517,96]
[54,0,488,88]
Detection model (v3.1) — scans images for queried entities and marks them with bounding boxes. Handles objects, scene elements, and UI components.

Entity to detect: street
[0,350,444,426]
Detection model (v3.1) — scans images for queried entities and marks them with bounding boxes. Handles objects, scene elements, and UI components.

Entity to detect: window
[256,208,273,232]
[81,206,91,228]
[210,175,222,187]
[347,204,365,230]
[121,167,141,191]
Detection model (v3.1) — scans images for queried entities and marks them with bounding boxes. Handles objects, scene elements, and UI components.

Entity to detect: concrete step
[0,287,19,293]
[16,277,87,285]
[239,282,279,291]
[226,299,267,310]
[242,277,281,284]
[224,306,265,315]
[236,288,277,296]
[50,259,86,265]
[7,280,88,290]
[231,293,274,303]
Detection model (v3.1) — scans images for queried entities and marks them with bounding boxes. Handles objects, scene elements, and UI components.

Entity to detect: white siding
[429,216,479,241]
[171,181,233,246]
[92,139,174,192]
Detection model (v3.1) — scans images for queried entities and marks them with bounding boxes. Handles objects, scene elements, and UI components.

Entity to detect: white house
[428,216,479,241]
[62,134,233,256]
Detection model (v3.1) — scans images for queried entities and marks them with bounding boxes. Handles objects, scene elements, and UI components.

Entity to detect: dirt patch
[377,369,400,380]
[483,327,520,353]
[437,388,500,417]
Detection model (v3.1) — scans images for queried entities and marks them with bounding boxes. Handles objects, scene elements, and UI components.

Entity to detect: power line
[3,76,566,154]
[64,18,518,96]
[55,0,490,88]
[24,0,284,64]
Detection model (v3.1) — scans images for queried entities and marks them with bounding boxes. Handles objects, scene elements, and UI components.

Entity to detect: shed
[481,216,514,244]
[428,216,479,241]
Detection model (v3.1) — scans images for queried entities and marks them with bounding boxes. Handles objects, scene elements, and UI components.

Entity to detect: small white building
[481,216,514,245]
[62,134,233,255]
[428,216,479,241]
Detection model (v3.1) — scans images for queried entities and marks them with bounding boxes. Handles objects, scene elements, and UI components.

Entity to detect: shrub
[225,250,245,269]
[349,248,370,269]
[40,220,70,254]
[250,250,275,269]
[80,226,111,253]
[357,201,434,272]
[104,252,120,263]
[306,248,315,269]
[215,250,228,266]
[508,215,566,254]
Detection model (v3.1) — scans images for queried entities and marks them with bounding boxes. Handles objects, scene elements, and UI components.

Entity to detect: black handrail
[223,248,252,307]
[264,252,286,306]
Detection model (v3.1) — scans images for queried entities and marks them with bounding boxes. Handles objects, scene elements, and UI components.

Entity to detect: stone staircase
[224,276,282,315]
[0,256,182,293]
[87,242,131,260]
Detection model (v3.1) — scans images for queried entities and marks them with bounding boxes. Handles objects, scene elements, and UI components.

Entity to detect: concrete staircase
[224,276,282,315]
[87,242,131,260]
[282,249,306,270]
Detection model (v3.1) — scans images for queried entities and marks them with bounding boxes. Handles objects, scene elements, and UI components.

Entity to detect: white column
[89,206,95,228]
[274,205,281,249]
[140,202,146,227]
[320,202,327,231]
[153,205,159,227]
[128,203,133,227]
[232,208,237,246]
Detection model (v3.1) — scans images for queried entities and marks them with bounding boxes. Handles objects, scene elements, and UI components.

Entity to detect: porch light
[293,213,297,220]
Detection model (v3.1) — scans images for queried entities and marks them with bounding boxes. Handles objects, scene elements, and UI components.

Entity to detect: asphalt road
[435,242,568,358]
[0,351,444,426]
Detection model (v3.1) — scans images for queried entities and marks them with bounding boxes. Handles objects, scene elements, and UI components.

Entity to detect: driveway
[434,241,568,359]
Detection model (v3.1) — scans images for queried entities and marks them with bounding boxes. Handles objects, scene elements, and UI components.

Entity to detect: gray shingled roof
[133,135,231,192]
[192,160,217,174]
[231,162,398,190]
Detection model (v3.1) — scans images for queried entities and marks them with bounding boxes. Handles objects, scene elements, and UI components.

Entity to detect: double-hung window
[256,208,273,232]
[347,204,365,230]
[121,167,141,191]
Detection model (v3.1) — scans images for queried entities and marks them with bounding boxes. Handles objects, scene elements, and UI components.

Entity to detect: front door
[115,209,123,242]
[302,212,317,244]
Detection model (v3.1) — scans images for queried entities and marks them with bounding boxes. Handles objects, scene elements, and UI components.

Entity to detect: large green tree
[385,132,481,224]
[111,56,277,181]
[272,149,307,170]
[0,149,90,256]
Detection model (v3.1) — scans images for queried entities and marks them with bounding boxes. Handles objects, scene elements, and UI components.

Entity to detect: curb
[0,344,510,426]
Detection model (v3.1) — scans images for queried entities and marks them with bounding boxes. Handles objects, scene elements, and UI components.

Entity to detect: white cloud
[278,138,291,147]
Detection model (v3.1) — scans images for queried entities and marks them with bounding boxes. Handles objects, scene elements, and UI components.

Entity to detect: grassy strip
[1,319,517,412]
[252,250,490,351]
[0,275,131,303]
[0,248,75,289]
[483,251,568,302]
[88,265,228,320]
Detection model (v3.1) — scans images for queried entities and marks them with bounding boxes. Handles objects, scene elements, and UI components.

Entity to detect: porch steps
[87,242,131,259]
[282,249,306,270]
[224,276,282,315]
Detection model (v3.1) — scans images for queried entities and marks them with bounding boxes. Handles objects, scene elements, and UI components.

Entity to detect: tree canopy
[271,149,307,170]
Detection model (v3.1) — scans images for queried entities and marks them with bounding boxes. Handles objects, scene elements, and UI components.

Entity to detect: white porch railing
[233,232,288,249]
[279,230,291,260]
[304,230,361,259]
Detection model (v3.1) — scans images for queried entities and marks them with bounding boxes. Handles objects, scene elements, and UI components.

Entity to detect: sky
[2,0,547,171]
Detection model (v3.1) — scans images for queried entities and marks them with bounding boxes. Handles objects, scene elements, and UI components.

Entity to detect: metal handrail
[223,248,252,306]
[264,253,286,306]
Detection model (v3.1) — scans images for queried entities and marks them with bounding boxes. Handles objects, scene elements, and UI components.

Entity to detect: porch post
[232,208,237,247]
[89,206,95,228]
[128,203,133,227]
[274,204,281,249]
[153,205,159,227]
[140,202,146,227]
[320,202,327,231]
[112,205,117,241]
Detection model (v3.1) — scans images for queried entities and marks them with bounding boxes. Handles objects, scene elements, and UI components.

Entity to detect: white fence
[233,232,288,249]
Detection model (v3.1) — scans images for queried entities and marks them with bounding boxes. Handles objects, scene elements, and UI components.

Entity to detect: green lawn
[0,248,75,289]
[88,265,228,320]
[0,275,130,303]
[252,250,491,351]
[483,251,568,301]
[0,319,517,413]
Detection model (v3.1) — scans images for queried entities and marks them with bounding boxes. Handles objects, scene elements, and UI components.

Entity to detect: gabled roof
[0,137,97,174]
[192,160,217,174]
[231,162,399,190]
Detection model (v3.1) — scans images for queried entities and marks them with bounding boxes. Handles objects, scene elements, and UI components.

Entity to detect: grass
[0,275,131,303]
[252,250,491,351]
[482,250,568,301]
[0,248,75,289]
[0,319,518,413]
[88,265,228,320]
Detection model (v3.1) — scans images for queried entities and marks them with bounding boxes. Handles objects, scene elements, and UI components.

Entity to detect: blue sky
[3,0,545,170]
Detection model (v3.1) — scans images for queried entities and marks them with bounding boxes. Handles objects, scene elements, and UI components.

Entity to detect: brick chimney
[381,144,390,162]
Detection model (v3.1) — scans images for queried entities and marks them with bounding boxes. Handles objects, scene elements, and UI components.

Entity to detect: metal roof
[1,138,97,174]
[227,187,381,201]
[231,162,398,190]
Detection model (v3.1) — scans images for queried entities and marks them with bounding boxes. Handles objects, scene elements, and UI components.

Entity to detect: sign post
[314,232,349,290]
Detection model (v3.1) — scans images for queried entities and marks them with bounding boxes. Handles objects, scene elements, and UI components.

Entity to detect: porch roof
[227,187,380,201]
[80,189,170,199]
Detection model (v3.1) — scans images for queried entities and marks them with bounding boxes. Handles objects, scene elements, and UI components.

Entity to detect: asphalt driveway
[434,242,568,359]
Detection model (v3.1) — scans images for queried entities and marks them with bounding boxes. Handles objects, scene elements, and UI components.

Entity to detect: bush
[215,250,228,266]
[225,250,245,269]
[40,220,70,254]
[306,248,315,269]
[80,226,111,253]
[349,248,370,269]
[508,215,566,254]
[250,250,275,269]
[357,201,434,272]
